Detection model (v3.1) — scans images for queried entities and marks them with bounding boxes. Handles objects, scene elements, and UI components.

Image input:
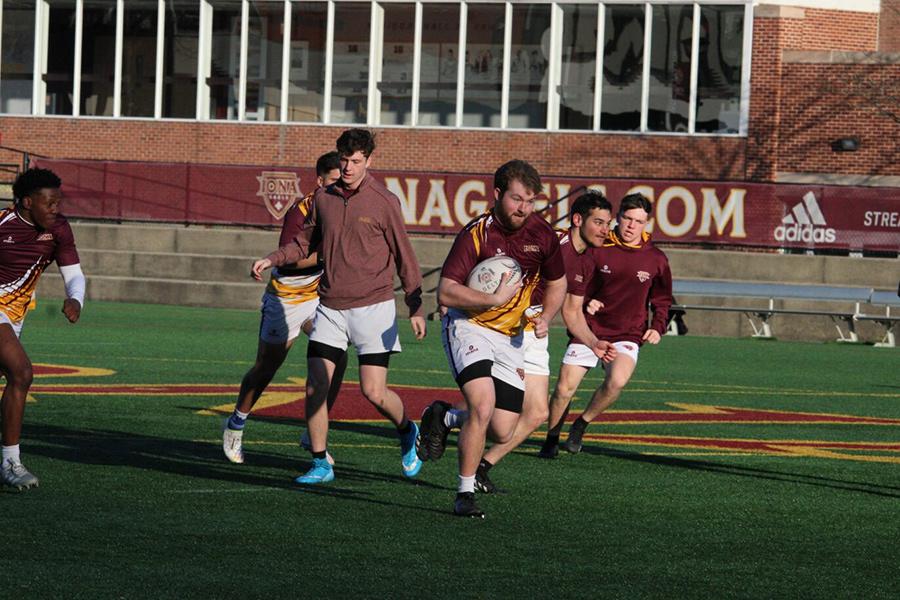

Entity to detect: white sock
[2,444,21,464]
[458,474,475,494]
[445,409,468,429]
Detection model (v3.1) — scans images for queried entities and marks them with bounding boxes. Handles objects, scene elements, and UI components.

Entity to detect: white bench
[670,280,899,346]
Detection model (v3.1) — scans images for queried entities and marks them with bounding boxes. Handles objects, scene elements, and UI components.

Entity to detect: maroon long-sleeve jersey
[570,230,673,345]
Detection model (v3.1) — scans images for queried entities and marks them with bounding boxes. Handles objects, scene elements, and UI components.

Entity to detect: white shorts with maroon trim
[0,309,23,338]
[561,340,640,372]
[309,299,401,355]
[442,310,525,391]
[258,292,320,345]
[523,329,550,376]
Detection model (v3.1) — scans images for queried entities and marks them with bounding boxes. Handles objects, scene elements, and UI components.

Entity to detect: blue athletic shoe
[294,457,334,485]
[400,422,423,478]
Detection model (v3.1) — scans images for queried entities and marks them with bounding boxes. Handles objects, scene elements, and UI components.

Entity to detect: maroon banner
[32,158,900,252]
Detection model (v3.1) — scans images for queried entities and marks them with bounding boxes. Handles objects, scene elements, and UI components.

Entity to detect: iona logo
[256,171,302,220]
[774,192,837,243]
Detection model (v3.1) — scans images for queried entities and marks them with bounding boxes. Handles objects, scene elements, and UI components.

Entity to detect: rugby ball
[465,256,523,294]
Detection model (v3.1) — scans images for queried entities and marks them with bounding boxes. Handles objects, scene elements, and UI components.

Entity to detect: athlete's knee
[360,382,387,407]
[524,404,549,430]
[467,401,494,428]
[5,360,33,390]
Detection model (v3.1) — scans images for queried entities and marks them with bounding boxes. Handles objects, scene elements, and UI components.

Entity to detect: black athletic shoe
[419,401,452,461]
[564,421,587,454]
[537,439,559,459]
[454,492,485,519]
[474,468,506,494]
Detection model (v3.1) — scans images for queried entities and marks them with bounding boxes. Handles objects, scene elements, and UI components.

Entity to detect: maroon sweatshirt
[265,174,424,316]
[569,230,673,345]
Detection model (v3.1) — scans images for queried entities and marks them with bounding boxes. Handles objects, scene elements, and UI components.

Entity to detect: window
[245,0,284,122]
[463,3,504,128]
[44,0,76,115]
[331,2,370,124]
[162,1,200,119]
[1,0,36,115]
[696,4,743,133]
[601,4,644,131]
[560,3,599,131]
[418,3,459,127]
[647,4,693,132]
[508,3,551,129]
[287,1,327,122]
[209,0,242,120]
[378,3,415,126]
[122,1,159,117]
[80,0,117,116]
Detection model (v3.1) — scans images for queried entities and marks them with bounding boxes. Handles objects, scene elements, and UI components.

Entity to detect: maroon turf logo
[256,171,302,220]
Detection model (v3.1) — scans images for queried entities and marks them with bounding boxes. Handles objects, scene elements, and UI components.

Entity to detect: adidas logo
[774,192,836,243]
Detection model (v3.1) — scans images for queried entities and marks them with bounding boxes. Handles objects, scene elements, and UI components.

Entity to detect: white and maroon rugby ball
[465,256,523,294]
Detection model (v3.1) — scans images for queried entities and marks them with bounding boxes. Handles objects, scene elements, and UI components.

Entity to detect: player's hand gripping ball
[465,256,523,294]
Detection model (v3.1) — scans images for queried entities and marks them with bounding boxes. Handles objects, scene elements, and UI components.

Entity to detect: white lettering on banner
[419,179,454,227]
[698,188,747,237]
[773,191,837,243]
[655,186,697,238]
[455,179,489,225]
[863,211,900,228]
[385,177,418,224]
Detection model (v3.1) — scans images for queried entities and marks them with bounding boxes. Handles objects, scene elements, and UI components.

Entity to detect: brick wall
[880,0,900,52]
[778,59,900,177]
[800,9,879,52]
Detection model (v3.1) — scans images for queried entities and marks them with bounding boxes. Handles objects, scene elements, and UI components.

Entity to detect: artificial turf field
[5,300,899,599]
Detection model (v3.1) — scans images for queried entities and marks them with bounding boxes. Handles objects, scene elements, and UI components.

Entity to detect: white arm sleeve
[58,263,86,306]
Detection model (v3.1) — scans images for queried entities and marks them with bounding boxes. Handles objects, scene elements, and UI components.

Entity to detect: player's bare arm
[533,275,566,339]
[562,292,617,362]
[437,273,521,311]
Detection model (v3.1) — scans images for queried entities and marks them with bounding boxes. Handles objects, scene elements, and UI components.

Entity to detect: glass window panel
[209,0,242,120]
[80,1,117,116]
[418,3,458,127]
[1,0,36,114]
[245,1,284,122]
[162,1,199,119]
[462,3,504,128]
[331,2,370,124]
[508,3,549,129]
[559,4,598,131]
[601,4,643,131]
[45,0,76,115]
[287,1,326,123]
[695,5,743,133]
[647,4,693,132]
[378,3,414,126]
[122,1,158,117]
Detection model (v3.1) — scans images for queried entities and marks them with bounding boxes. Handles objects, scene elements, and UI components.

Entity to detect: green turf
[5,300,899,598]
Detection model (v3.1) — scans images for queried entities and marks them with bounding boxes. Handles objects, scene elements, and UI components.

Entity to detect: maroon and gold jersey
[442,211,565,337]
[266,191,321,304]
[0,208,80,324]
[569,229,673,345]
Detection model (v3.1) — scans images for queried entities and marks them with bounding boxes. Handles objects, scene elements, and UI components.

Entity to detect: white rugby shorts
[309,299,401,355]
[442,310,525,391]
[523,329,550,376]
[561,340,640,373]
[0,309,23,338]
[259,292,320,345]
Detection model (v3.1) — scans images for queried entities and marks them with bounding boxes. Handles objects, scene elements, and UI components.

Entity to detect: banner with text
[32,158,899,252]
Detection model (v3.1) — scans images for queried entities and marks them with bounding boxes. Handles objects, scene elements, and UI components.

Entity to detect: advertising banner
[32,158,899,252]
